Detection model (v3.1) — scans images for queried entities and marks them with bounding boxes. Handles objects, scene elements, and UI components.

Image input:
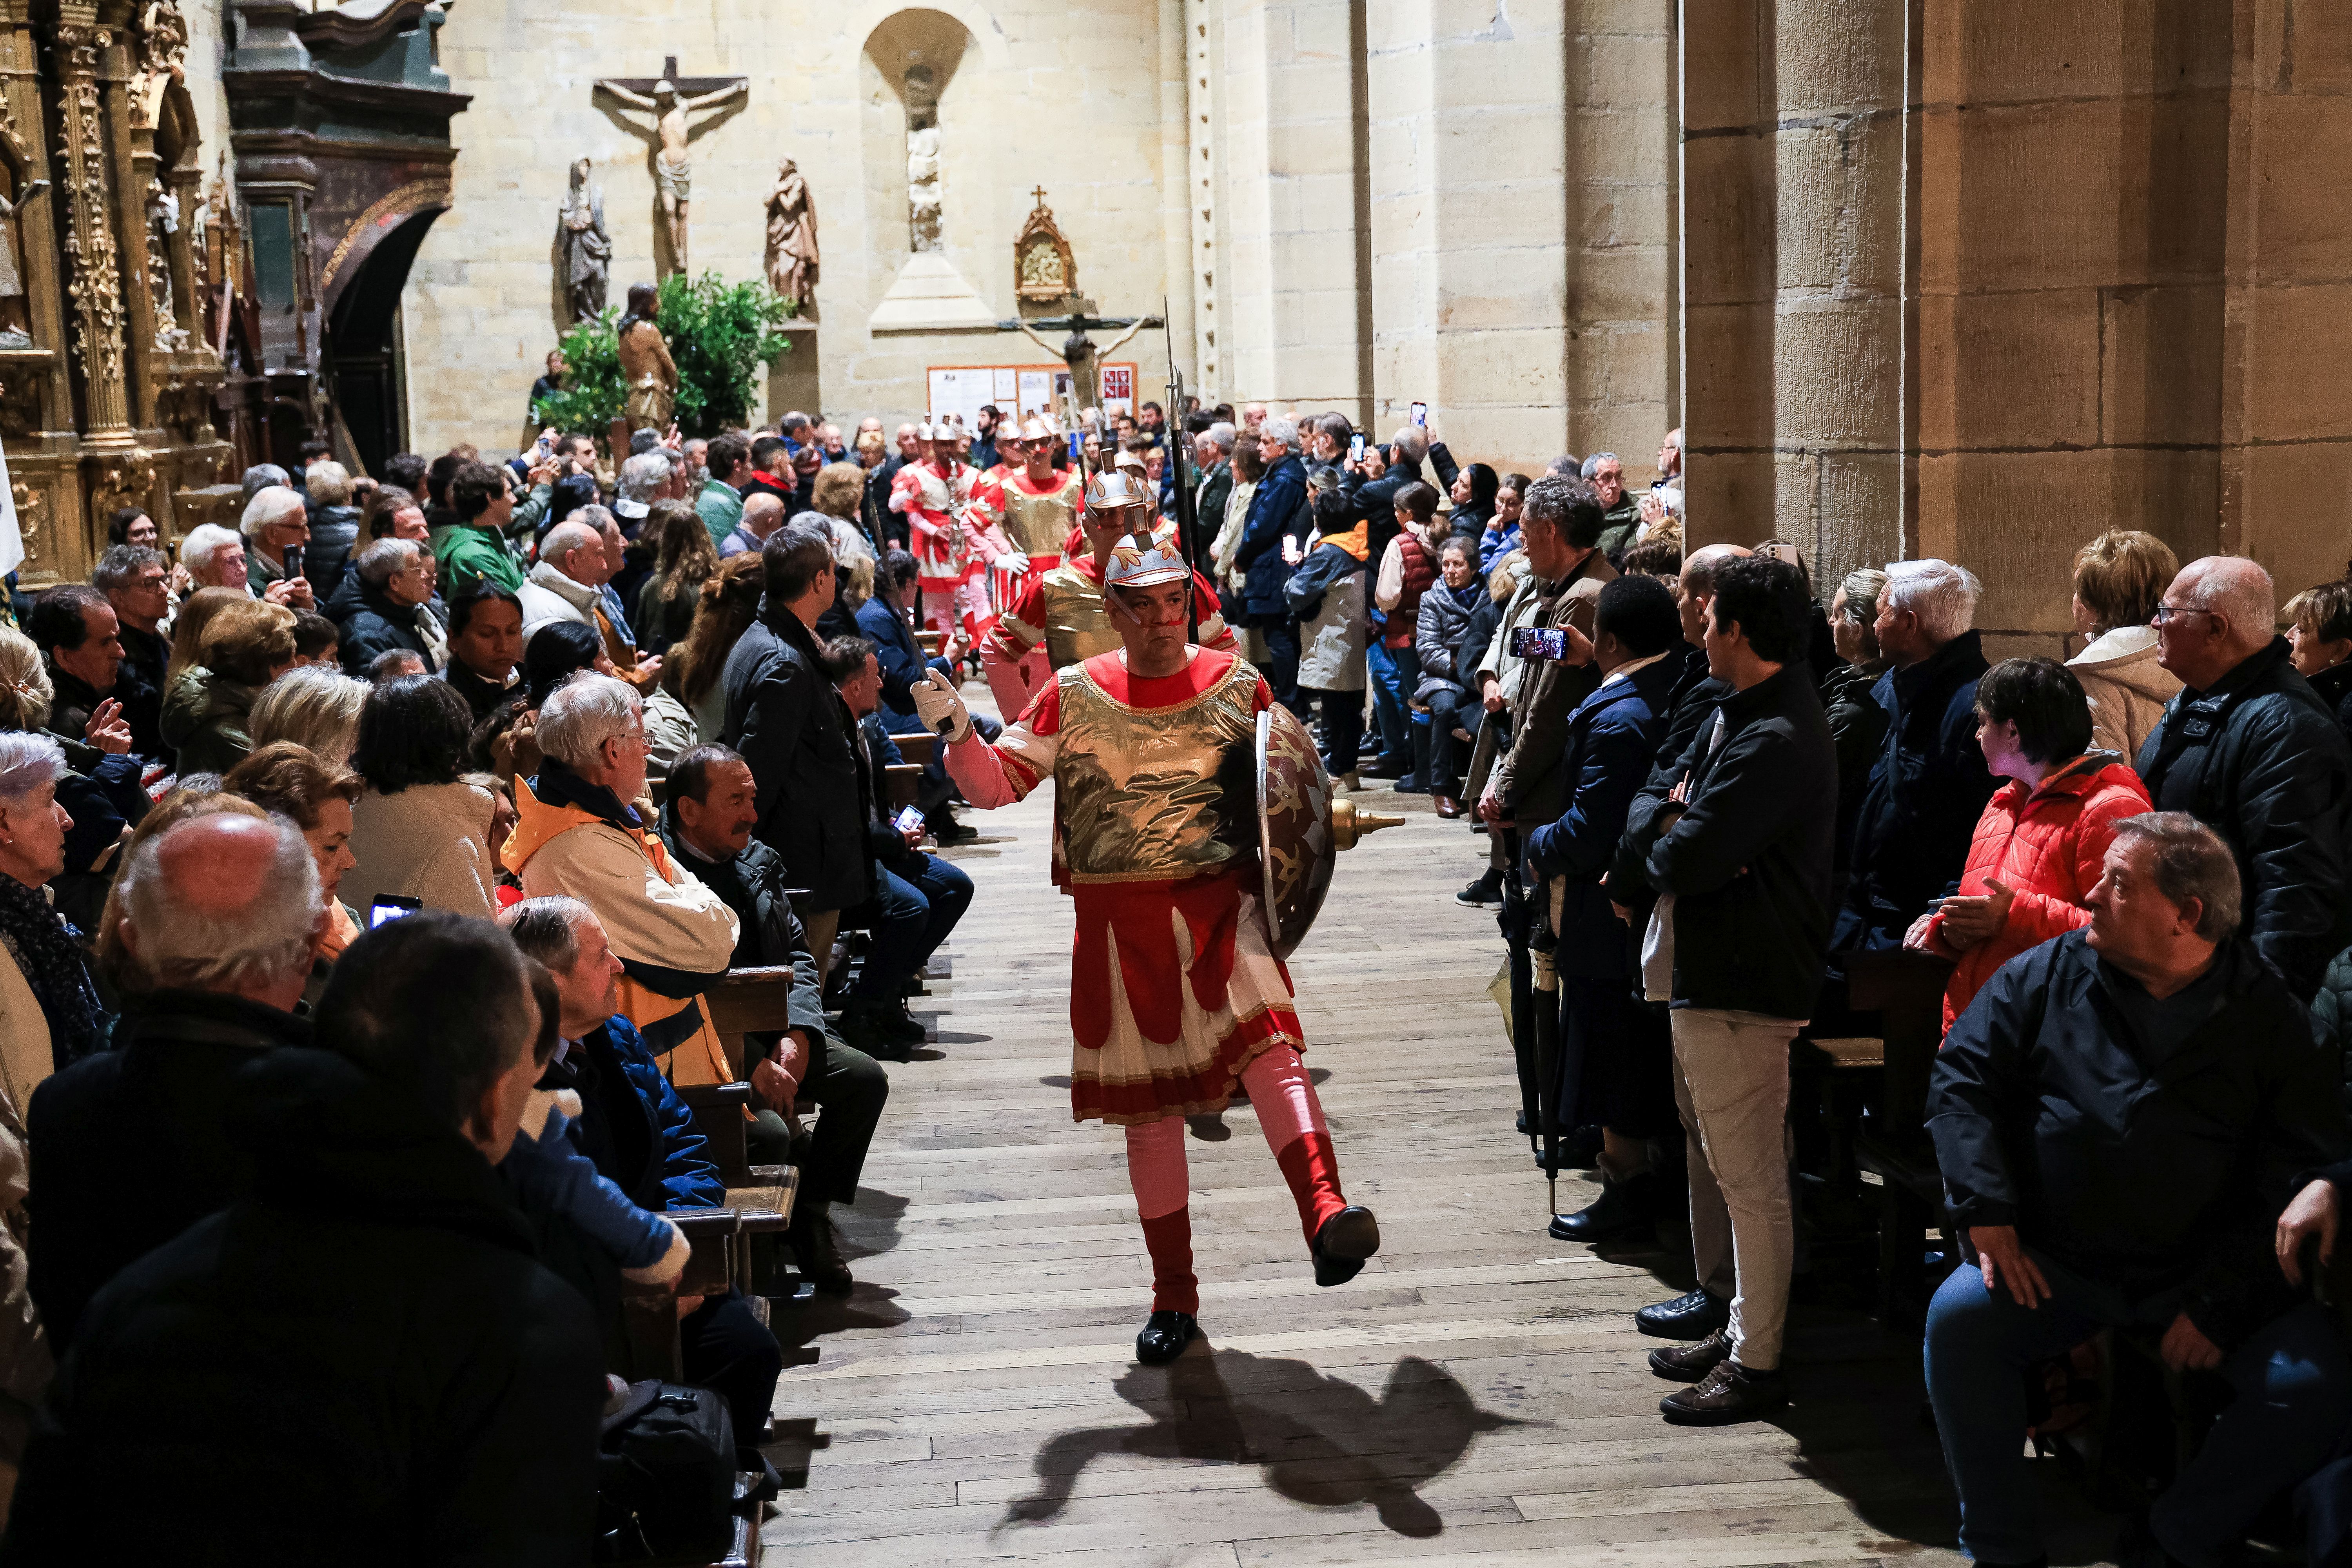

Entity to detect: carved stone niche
[84,447,158,540]
[1014,189,1074,306]
[0,348,55,439]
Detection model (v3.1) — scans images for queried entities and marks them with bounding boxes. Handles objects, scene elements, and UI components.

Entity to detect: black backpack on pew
[594,1380,735,1563]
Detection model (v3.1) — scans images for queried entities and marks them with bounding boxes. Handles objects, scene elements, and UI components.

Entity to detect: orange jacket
[1927,752,2152,1032]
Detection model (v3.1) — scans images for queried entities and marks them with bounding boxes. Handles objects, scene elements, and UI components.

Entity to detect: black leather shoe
[880,1000,928,1043]
[1359,758,1407,780]
[835,1004,913,1062]
[1312,1205,1381,1286]
[1635,1288,1730,1340]
[1648,1328,1731,1383]
[1136,1309,1198,1365]
[1659,1358,1786,1425]
[787,1200,855,1296]
[1549,1171,1657,1243]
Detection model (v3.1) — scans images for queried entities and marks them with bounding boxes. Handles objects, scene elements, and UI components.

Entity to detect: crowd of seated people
[0,394,2348,1566]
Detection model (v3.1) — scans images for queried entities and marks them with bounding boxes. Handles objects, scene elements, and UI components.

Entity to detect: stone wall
[401,0,1177,459]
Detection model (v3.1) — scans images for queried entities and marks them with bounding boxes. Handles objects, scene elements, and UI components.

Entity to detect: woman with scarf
[0,732,105,1103]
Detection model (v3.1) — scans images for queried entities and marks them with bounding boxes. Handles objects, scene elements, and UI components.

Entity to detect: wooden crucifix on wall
[594,56,747,278]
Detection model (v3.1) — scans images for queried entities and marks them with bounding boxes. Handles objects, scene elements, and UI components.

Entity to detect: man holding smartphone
[1476,475,1615,834]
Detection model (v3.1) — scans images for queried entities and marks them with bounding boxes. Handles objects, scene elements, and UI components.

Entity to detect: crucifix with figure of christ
[594,56,748,278]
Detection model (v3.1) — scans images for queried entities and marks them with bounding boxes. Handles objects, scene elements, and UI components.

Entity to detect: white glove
[994,552,1028,576]
[913,667,973,743]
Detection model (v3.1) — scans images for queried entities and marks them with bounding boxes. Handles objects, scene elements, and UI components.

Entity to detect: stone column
[1210,0,1370,417]
[50,16,132,444]
[1916,0,2233,656]
[1154,0,1197,396]
[1184,0,1222,396]
[1365,0,1575,469]
[1768,0,1909,592]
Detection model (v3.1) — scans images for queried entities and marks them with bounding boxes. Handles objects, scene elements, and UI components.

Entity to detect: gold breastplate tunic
[1053,654,1261,883]
[1041,564,1123,669]
[1001,473,1080,559]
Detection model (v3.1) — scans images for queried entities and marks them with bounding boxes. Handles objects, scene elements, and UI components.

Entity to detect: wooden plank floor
[762,776,2122,1566]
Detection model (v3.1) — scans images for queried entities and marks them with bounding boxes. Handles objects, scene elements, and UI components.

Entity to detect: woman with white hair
[0,732,102,1100]
[236,487,314,611]
[502,672,740,1088]
[245,664,368,768]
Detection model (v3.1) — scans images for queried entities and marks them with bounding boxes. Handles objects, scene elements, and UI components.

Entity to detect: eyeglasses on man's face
[2151,603,2218,626]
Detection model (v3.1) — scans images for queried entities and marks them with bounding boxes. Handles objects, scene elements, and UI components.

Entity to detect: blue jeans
[1365,641,1418,767]
[1924,1251,2352,1566]
[849,852,974,999]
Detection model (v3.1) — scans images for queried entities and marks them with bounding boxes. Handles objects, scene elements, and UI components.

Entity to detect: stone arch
[855,5,1004,332]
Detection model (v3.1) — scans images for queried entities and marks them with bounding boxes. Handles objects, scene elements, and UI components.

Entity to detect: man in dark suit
[1231,418,1310,715]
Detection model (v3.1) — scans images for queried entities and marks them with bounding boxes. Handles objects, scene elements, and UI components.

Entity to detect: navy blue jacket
[1232,454,1308,622]
[1930,932,2347,1347]
[556,1014,725,1213]
[854,595,951,722]
[2136,636,2352,1002]
[1526,654,1679,980]
[1835,630,1995,954]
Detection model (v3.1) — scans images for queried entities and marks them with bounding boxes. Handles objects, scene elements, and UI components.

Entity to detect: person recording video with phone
[236,488,316,612]
[1476,474,1617,833]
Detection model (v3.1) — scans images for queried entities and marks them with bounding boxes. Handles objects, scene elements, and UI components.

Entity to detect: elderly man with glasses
[2137,555,2352,1000]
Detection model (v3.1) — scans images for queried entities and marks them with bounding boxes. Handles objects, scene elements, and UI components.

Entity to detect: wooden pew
[1842,947,1956,1326]
[893,731,939,769]
[884,762,925,810]
[915,630,944,657]
[676,967,808,1301]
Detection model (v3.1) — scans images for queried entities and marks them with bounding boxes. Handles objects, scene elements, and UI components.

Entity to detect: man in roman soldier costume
[913,489,1386,1366]
[980,466,1234,720]
[888,418,1019,638]
[997,416,1085,573]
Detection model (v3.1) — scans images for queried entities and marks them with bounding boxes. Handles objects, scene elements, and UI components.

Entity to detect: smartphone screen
[1512,626,1568,661]
[1348,435,1365,462]
[1409,401,1428,428]
[369,894,422,929]
[284,544,303,584]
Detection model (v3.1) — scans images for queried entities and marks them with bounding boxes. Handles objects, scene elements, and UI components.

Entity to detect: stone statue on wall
[145,178,188,350]
[0,177,50,349]
[557,156,611,323]
[904,64,942,254]
[596,73,748,278]
[763,158,817,311]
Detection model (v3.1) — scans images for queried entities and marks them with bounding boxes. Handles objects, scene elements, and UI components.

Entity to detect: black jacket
[43,660,160,769]
[720,606,872,911]
[1603,645,1725,914]
[114,626,172,765]
[2308,659,2352,746]
[1625,663,1838,1019]
[4,1048,604,1566]
[1929,932,2348,1348]
[657,808,830,1056]
[1835,630,1995,953]
[441,656,518,724]
[305,503,365,601]
[338,583,437,678]
[26,992,310,1350]
[2136,636,2352,1001]
[1339,441,1458,563]
[1819,658,1891,887]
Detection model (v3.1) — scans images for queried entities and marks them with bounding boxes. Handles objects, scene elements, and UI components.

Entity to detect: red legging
[1123,1044,1348,1314]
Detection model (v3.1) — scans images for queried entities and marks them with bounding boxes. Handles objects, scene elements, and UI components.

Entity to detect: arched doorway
[325,208,442,476]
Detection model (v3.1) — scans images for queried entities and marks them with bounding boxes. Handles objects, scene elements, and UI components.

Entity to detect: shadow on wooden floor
[997,1348,1528,1538]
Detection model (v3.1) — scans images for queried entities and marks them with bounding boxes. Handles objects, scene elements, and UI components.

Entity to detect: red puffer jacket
[1926,752,2153,1032]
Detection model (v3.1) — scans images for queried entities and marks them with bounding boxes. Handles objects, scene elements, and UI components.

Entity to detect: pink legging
[1123,1044,1343,1240]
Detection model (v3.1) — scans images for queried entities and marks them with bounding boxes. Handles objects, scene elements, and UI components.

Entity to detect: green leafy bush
[535,273,794,443]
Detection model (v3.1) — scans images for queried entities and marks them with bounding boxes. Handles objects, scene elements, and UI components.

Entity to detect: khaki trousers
[1670,1007,1799,1370]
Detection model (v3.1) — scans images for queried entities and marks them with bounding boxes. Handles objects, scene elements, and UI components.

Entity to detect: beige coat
[2068,625,2180,765]
[342,781,499,920]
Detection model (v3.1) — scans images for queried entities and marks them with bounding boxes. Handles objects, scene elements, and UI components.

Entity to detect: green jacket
[159,667,261,777]
[695,477,742,547]
[430,522,525,595]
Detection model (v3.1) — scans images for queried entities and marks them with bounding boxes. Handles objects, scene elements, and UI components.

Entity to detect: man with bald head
[520,522,616,649]
[2138,555,2352,998]
[721,488,786,559]
[28,812,324,1348]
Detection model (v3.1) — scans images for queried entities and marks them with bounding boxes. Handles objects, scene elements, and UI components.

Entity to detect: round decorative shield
[1256,704,1336,960]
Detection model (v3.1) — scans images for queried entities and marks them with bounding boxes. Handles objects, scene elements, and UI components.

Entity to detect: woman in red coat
[1904,657,2153,1031]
